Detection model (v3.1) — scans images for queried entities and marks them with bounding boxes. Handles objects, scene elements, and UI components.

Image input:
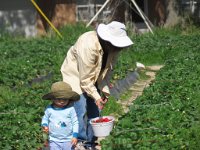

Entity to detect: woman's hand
[95,97,108,110]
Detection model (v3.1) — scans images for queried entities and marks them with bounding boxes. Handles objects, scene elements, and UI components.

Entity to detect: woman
[60,21,133,149]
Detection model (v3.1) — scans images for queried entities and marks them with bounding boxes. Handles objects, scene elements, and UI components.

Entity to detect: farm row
[102,27,200,149]
[0,24,199,149]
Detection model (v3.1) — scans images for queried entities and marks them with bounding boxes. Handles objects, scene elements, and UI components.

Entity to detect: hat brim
[42,90,80,101]
[97,24,134,48]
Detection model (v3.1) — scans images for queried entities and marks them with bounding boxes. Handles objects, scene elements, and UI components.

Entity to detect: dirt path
[95,65,164,150]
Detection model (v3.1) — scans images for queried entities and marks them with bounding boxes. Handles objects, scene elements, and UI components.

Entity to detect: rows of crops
[0,24,200,149]
[102,28,200,149]
[0,23,139,149]
[0,24,92,149]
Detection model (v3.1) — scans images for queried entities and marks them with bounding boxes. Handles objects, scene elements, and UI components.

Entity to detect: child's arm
[71,107,79,145]
[41,107,50,146]
[41,106,50,129]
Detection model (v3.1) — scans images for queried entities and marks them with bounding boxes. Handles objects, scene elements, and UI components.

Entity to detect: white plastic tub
[90,116,115,137]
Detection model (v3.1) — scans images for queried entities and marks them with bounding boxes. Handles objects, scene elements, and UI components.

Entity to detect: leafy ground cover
[0,24,91,149]
[101,26,200,149]
[0,23,199,149]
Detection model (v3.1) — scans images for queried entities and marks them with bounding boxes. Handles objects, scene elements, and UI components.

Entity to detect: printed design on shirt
[54,121,67,128]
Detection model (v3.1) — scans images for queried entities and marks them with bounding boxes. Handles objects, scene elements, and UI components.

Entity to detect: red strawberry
[92,117,112,123]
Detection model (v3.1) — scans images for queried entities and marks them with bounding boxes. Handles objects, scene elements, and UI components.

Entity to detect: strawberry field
[101,27,200,149]
[0,23,200,149]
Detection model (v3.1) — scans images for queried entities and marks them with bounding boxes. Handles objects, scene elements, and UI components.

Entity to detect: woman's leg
[73,94,87,141]
[74,93,99,145]
[86,96,99,143]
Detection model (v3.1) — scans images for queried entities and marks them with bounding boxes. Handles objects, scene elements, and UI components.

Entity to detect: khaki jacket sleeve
[98,75,111,98]
[97,51,119,97]
[74,37,102,101]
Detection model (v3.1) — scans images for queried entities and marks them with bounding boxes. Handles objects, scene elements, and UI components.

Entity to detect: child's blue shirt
[41,104,78,142]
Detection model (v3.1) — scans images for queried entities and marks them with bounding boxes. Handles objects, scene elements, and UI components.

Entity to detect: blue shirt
[41,104,79,142]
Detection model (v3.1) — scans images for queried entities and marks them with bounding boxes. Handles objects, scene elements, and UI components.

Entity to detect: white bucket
[90,116,115,137]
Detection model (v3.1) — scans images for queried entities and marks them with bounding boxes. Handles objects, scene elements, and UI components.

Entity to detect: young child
[41,81,79,150]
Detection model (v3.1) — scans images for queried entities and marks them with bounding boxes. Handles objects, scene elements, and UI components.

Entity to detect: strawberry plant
[0,23,200,149]
[101,26,200,149]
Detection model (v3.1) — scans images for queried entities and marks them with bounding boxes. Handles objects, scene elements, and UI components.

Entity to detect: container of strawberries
[90,116,115,137]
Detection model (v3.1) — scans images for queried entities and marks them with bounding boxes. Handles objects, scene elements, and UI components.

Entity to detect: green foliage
[0,23,90,149]
[102,96,123,116]
[0,23,200,149]
[101,26,200,149]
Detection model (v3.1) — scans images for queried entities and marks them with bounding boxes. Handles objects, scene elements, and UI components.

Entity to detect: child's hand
[42,126,49,133]
[44,140,49,148]
[71,138,78,146]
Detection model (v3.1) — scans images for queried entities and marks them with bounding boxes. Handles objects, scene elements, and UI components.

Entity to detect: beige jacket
[61,31,118,101]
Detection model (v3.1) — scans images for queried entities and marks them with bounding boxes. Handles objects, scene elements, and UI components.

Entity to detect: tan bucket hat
[97,21,133,48]
[42,81,80,101]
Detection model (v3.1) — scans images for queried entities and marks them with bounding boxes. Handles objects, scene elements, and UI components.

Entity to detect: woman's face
[103,41,122,53]
[108,42,122,52]
[53,99,69,108]
[98,36,122,53]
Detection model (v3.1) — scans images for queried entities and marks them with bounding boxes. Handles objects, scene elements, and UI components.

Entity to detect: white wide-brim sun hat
[97,21,133,48]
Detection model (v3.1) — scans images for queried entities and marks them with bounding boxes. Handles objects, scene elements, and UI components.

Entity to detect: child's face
[53,99,69,108]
